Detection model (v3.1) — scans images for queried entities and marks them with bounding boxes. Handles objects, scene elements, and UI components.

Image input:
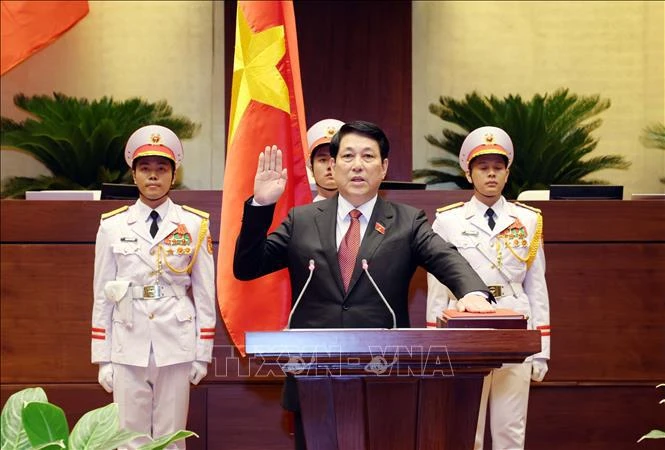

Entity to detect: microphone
[361,259,397,329]
[286,259,315,329]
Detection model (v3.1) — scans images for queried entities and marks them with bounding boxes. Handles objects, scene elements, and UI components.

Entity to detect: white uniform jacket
[91,198,216,367]
[426,196,550,360]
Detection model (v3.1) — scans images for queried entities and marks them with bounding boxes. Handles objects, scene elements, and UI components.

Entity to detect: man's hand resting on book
[457,294,495,313]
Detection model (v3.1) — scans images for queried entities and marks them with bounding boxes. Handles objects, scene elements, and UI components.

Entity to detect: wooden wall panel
[0,191,223,243]
[3,194,663,244]
[525,384,665,450]
[1,246,96,383]
[2,194,664,449]
[545,243,665,381]
[206,383,292,450]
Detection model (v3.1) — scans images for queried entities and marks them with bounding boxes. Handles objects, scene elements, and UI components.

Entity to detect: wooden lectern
[246,329,540,450]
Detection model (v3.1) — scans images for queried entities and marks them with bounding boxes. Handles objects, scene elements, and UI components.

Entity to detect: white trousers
[113,352,191,450]
[475,362,531,450]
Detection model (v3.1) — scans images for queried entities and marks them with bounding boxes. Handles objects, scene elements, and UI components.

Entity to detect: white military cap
[124,125,184,168]
[306,118,344,158]
[459,126,514,172]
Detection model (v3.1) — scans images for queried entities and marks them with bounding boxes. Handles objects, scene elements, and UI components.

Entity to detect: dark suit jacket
[234,194,491,409]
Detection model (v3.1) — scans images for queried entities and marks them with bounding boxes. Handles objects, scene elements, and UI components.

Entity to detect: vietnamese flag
[1,1,89,75]
[218,0,311,354]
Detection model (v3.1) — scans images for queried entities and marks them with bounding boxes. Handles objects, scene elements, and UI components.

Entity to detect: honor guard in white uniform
[306,118,344,201]
[426,126,551,450]
[91,125,216,449]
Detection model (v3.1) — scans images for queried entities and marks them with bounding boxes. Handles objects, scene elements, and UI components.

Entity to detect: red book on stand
[437,308,527,329]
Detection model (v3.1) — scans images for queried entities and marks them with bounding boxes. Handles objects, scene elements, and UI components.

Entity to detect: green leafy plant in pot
[0,387,196,449]
[0,92,200,198]
[640,122,665,184]
[413,88,630,199]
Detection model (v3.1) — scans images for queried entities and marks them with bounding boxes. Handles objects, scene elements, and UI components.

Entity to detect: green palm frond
[415,89,631,199]
[1,92,200,198]
[640,123,665,150]
[640,122,665,184]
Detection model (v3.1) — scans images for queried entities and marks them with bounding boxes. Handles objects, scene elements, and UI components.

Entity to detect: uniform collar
[136,197,172,222]
[466,195,506,219]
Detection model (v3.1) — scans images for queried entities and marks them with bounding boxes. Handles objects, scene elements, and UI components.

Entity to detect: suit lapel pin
[375,222,386,234]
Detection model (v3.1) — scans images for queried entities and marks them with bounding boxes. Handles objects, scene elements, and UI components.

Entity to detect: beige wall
[413,0,665,197]
[2,1,663,196]
[0,0,226,190]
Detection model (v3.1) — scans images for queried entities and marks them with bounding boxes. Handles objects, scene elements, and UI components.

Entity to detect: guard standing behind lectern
[91,125,216,449]
[426,126,551,450]
[233,120,495,449]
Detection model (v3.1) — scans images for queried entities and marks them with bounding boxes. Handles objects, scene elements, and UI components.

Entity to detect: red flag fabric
[218,0,311,354]
[1,1,89,75]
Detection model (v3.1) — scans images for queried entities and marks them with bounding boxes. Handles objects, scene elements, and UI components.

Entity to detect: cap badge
[150,133,163,145]
[325,126,336,137]
[483,133,495,144]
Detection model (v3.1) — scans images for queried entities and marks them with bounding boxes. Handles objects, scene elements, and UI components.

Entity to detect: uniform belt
[487,283,524,299]
[132,285,187,300]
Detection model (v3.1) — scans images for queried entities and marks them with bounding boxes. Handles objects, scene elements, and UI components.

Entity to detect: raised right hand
[254,145,288,205]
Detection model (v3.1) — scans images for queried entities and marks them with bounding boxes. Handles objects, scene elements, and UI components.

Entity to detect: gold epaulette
[182,205,210,219]
[436,202,464,213]
[514,201,541,214]
[526,213,543,269]
[100,205,128,220]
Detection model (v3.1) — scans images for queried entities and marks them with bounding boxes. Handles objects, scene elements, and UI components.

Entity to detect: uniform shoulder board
[514,201,541,214]
[436,202,464,213]
[182,205,210,219]
[100,205,128,220]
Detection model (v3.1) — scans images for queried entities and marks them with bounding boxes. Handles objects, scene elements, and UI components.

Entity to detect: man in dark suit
[234,120,494,449]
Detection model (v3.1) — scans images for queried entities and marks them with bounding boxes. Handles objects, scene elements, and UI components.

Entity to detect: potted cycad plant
[640,122,665,185]
[413,88,631,199]
[0,92,200,198]
[1,387,196,449]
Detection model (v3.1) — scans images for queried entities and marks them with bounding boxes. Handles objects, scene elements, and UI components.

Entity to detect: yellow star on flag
[228,7,290,143]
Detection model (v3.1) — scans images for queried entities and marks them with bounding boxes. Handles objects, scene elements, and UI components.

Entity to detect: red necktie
[338,209,362,292]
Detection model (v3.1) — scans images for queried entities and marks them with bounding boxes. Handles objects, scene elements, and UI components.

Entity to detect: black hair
[329,120,390,160]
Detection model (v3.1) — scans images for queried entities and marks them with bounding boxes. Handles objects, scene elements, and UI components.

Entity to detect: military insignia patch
[165,224,192,246]
[499,218,528,247]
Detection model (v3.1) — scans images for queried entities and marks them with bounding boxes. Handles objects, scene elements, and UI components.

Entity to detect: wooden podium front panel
[296,376,483,450]
[332,378,367,449]
[365,379,419,450]
[248,329,538,450]
[298,377,339,450]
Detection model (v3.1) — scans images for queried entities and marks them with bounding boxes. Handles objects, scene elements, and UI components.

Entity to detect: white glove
[190,361,208,385]
[531,358,548,382]
[98,363,114,393]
